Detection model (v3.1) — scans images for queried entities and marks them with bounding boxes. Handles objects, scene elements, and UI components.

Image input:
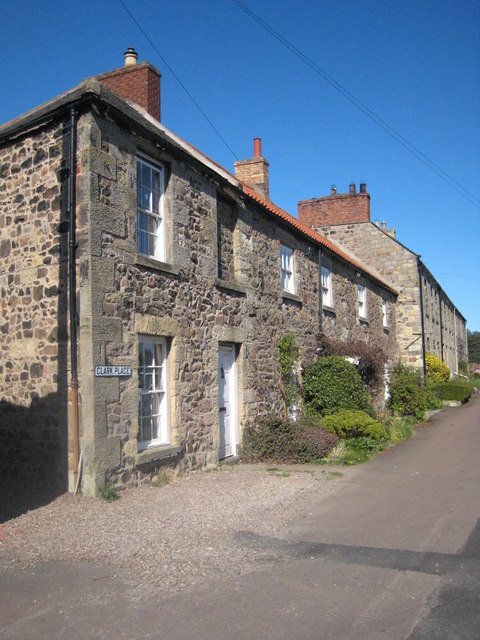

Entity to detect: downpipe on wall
[68,106,80,489]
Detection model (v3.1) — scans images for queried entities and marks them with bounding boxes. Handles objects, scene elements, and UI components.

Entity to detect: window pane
[141,187,151,212]
[144,372,154,391]
[144,343,154,368]
[141,414,152,443]
[141,163,151,190]
[153,170,161,213]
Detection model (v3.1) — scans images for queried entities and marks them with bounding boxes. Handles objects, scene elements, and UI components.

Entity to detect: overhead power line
[117,0,238,160]
[232,0,480,210]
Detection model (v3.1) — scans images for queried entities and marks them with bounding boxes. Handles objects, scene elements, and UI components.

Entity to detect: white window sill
[359,316,369,326]
[135,444,181,466]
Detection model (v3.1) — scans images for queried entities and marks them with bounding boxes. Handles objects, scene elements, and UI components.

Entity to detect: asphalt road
[1,397,479,639]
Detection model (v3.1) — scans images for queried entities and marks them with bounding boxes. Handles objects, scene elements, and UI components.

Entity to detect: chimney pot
[349,182,356,194]
[360,182,367,193]
[253,138,262,158]
[381,221,386,230]
[330,184,337,195]
[124,47,138,66]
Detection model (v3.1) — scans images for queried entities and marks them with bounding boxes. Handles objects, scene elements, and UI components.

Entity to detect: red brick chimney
[298,183,371,229]
[234,138,270,200]
[96,48,161,121]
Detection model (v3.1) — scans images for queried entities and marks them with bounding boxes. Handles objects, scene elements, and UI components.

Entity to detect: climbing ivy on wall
[278,333,300,414]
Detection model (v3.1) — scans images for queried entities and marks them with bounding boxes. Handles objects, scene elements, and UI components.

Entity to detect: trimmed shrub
[431,380,474,403]
[295,426,339,461]
[388,364,429,420]
[425,352,450,384]
[240,416,338,463]
[321,409,387,441]
[302,356,376,418]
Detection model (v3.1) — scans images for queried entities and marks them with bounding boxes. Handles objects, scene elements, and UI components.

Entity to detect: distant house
[298,184,467,375]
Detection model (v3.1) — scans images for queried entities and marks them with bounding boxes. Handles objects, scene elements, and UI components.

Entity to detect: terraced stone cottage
[0,50,463,496]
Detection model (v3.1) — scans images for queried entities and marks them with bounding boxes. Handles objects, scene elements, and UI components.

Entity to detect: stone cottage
[0,50,400,496]
[298,184,468,375]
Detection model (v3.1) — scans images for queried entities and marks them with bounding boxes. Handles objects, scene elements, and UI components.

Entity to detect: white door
[218,344,237,459]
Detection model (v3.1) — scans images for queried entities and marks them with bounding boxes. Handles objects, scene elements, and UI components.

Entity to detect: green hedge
[431,381,474,403]
[321,409,387,441]
[302,356,375,418]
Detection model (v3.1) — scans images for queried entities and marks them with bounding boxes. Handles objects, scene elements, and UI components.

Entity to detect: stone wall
[321,251,397,363]
[0,121,68,492]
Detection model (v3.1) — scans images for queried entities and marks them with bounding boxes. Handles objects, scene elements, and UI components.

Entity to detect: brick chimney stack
[234,138,270,200]
[298,182,371,229]
[96,48,162,121]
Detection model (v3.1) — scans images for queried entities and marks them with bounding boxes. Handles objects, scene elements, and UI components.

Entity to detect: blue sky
[2,0,479,330]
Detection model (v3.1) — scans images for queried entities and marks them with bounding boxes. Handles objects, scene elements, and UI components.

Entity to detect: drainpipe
[438,287,444,362]
[318,249,323,333]
[68,106,79,488]
[417,259,426,382]
[453,308,458,375]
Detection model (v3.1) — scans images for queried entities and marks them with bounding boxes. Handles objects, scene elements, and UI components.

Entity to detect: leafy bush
[431,380,474,403]
[388,364,430,420]
[316,332,387,397]
[303,356,376,418]
[425,352,450,384]
[321,409,386,441]
[241,416,338,463]
[425,394,444,410]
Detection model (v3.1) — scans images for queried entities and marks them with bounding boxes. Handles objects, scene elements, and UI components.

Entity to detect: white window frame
[137,156,165,261]
[321,265,332,307]
[138,337,168,450]
[281,245,295,294]
[358,284,367,319]
[382,298,388,328]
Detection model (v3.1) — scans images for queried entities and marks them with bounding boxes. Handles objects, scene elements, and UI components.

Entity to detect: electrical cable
[232,0,480,210]
[117,0,238,160]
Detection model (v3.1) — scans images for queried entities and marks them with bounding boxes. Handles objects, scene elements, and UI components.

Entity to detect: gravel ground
[0,464,339,597]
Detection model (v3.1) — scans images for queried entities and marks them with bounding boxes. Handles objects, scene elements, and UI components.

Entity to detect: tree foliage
[468,330,480,364]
